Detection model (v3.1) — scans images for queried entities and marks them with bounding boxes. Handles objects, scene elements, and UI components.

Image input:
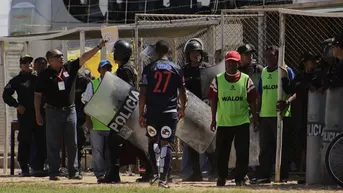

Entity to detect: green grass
[0,183,339,193]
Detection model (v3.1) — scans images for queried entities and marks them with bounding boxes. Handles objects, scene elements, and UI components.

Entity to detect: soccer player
[139,40,187,188]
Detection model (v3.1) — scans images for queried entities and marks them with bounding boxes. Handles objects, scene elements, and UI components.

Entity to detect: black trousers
[216,124,250,181]
[187,145,216,176]
[257,117,291,180]
[17,113,46,171]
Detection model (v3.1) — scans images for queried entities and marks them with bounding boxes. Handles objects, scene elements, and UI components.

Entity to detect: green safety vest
[91,78,110,131]
[216,72,250,127]
[260,67,291,117]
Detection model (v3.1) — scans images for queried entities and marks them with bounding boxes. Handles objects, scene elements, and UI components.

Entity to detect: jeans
[90,130,111,177]
[45,106,79,177]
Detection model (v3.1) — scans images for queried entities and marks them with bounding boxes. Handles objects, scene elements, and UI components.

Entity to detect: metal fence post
[275,10,285,183]
[220,11,225,59]
[1,41,8,174]
[79,30,86,73]
[135,15,140,88]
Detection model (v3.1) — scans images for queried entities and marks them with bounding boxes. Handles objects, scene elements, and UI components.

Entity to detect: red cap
[225,51,241,61]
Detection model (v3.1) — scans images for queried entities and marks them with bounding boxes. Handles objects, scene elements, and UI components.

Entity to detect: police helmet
[183,38,204,54]
[113,40,132,62]
[237,44,256,54]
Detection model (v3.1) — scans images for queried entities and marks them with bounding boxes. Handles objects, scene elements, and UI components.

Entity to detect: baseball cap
[20,54,33,64]
[225,51,241,62]
[237,44,256,54]
[98,59,112,68]
[332,33,343,48]
[300,51,318,63]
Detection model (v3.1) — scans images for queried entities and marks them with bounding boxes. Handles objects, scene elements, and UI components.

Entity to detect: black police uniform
[101,40,152,183]
[3,71,46,174]
[182,39,216,181]
[75,73,91,170]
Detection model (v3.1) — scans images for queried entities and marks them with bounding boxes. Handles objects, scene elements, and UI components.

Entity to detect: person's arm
[34,92,43,125]
[247,77,259,131]
[34,92,42,116]
[286,93,297,104]
[207,78,218,131]
[79,40,107,66]
[34,73,46,126]
[138,67,149,127]
[138,86,147,127]
[256,77,262,113]
[2,78,19,108]
[178,86,187,118]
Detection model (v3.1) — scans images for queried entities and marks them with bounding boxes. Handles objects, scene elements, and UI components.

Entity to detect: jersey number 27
[153,71,171,93]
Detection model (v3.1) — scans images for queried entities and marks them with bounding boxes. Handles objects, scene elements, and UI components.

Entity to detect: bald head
[46,49,64,69]
[46,49,62,60]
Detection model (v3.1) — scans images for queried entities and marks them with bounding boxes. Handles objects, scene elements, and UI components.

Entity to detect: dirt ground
[0,171,342,193]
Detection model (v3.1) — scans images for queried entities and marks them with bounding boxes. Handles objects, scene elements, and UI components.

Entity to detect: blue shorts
[145,112,178,141]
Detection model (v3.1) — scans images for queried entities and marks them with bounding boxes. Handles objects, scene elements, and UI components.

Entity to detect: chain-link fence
[221,9,280,67]
[282,9,343,70]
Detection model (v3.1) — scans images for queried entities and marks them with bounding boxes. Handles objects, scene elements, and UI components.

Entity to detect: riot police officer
[181,38,217,182]
[99,40,152,183]
[3,55,46,176]
[237,44,263,85]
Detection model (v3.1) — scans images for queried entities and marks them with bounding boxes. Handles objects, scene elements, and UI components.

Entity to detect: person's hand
[139,115,146,128]
[36,114,43,126]
[86,119,93,131]
[98,40,108,49]
[276,100,289,112]
[178,108,185,119]
[16,105,25,115]
[210,120,217,132]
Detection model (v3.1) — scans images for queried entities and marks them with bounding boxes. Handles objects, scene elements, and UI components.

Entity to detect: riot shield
[84,72,148,152]
[228,123,260,168]
[200,60,225,99]
[176,90,216,154]
[307,90,326,184]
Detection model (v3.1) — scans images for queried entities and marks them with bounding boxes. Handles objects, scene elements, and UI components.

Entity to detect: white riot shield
[200,60,225,99]
[84,72,148,152]
[176,91,216,154]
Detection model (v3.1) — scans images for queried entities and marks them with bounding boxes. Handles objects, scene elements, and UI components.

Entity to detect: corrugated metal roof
[301,6,343,13]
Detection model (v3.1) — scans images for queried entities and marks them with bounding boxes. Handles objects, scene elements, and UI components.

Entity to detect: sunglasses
[53,54,63,58]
